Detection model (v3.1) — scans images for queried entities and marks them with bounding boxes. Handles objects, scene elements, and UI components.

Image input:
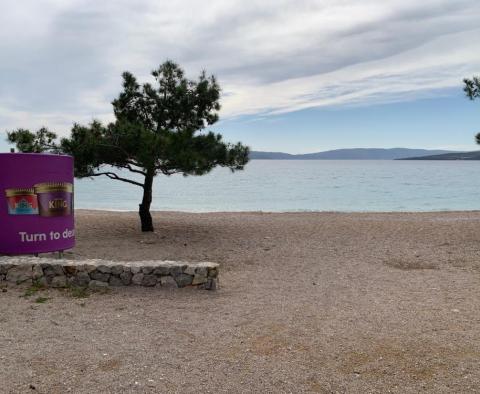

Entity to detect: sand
[1,210,480,393]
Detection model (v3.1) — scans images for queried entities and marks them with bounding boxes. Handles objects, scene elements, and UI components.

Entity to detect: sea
[74,160,480,212]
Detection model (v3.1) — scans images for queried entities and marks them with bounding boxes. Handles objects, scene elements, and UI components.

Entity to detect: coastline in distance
[250,148,458,160]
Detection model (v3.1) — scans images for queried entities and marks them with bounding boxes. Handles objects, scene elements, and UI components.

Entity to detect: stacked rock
[0,257,219,290]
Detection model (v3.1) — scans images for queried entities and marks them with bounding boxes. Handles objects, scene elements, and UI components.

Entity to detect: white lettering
[62,228,75,238]
[49,231,60,240]
[18,232,47,242]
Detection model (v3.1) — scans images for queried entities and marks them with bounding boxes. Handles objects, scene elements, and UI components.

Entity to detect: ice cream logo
[5,188,39,215]
[49,199,68,209]
[4,182,73,217]
[34,182,73,217]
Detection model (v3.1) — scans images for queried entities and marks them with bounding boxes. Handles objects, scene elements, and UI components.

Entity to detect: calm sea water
[74,160,480,212]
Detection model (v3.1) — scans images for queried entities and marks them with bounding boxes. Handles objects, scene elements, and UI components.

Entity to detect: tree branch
[126,159,143,168]
[38,143,59,151]
[90,172,144,187]
[119,164,147,175]
[160,169,182,175]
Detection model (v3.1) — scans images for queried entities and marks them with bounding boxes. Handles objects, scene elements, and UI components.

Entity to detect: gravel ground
[1,210,480,393]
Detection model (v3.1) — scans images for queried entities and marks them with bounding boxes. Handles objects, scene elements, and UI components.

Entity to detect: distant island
[400,151,480,160]
[250,148,457,160]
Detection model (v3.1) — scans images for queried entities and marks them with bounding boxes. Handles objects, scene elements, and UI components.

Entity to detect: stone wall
[0,257,219,290]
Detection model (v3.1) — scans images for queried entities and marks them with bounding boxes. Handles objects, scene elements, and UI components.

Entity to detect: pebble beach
[1,210,480,393]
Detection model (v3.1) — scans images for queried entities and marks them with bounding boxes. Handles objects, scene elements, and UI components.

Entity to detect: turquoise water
[74,160,480,212]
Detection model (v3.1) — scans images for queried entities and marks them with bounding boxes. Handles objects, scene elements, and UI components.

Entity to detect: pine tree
[7,61,249,231]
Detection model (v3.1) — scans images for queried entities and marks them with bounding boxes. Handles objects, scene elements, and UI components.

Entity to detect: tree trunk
[139,172,154,232]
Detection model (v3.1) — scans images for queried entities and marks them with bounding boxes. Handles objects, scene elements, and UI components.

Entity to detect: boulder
[142,274,157,287]
[111,265,124,276]
[132,273,144,285]
[120,271,133,285]
[109,276,124,287]
[89,280,109,290]
[50,276,67,288]
[89,271,110,282]
[174,273,193,288]
[6,265,32,284]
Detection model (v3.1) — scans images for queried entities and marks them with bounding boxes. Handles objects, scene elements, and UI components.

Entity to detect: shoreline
[75,208,480,214]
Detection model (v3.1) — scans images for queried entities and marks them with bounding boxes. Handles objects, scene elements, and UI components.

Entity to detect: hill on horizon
[250,148,457,160]
[400,151,480,160]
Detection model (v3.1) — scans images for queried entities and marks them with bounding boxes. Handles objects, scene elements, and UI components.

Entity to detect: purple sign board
[0,153,75,255]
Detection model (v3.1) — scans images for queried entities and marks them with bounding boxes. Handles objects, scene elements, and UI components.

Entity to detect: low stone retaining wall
[0,257,219,290]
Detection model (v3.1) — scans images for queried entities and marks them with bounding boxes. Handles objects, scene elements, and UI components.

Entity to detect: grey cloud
[0,0,478,133]
[181,0,479,83]
[1,14,112,113]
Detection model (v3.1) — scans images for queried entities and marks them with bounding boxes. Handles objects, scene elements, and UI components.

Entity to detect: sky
[0,0,479,153]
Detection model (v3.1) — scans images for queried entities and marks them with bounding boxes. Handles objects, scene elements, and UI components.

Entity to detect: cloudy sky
[1,0,479,153]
